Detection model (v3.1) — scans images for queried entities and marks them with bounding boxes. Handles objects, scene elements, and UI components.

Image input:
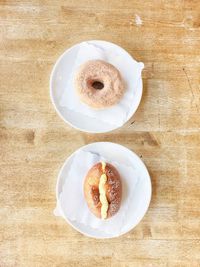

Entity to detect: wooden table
[1,1,200,266]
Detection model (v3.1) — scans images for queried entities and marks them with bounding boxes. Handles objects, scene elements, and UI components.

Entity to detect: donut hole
[91,80,104,90]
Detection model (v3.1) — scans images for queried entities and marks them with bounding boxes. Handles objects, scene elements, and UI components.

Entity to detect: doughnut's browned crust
[84,162,122,219]
[74,60,125,109]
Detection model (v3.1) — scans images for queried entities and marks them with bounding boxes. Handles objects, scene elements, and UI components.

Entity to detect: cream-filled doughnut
[84,162,122,219]
[74,60,125,109]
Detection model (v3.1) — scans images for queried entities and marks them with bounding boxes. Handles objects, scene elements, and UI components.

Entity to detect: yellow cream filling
[99,162,109,219]
[101,161,106,172]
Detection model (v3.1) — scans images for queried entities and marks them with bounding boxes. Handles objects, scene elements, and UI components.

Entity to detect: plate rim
[55,142,152,239]
[50,40,143,133]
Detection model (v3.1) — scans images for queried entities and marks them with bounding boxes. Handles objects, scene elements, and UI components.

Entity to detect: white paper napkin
[57,150,138,235]
[59,41,144,127]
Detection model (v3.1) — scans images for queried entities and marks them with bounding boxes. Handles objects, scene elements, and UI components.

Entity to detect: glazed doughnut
[84,162,122,219]
[74,60,125,109]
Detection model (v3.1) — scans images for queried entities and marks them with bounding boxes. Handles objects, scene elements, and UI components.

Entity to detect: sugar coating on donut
[106,166,121,216]
[74,60,126,109]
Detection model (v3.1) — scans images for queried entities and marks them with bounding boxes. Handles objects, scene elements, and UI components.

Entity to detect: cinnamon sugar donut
[84,162,122,219]
[74,60,125,109]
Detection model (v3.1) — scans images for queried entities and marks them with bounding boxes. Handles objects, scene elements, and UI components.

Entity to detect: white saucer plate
[55,142,152,238]
[50,40,143,133]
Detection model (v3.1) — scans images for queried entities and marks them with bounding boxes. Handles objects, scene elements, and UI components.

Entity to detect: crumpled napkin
[57,150,138,235]
[59,41,144,127]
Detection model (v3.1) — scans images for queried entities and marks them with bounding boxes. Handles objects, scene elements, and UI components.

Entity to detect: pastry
[84,161,122,219]
[74,60,125,109]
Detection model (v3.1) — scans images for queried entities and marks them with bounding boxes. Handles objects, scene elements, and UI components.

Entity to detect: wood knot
[25,130,35,144]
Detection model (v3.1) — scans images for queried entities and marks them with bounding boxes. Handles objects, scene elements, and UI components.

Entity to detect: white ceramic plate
[50,40,143,133]
[55,142,151,238]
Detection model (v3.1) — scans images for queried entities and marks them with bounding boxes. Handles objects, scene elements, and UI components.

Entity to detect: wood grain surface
[1,0,200,266]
